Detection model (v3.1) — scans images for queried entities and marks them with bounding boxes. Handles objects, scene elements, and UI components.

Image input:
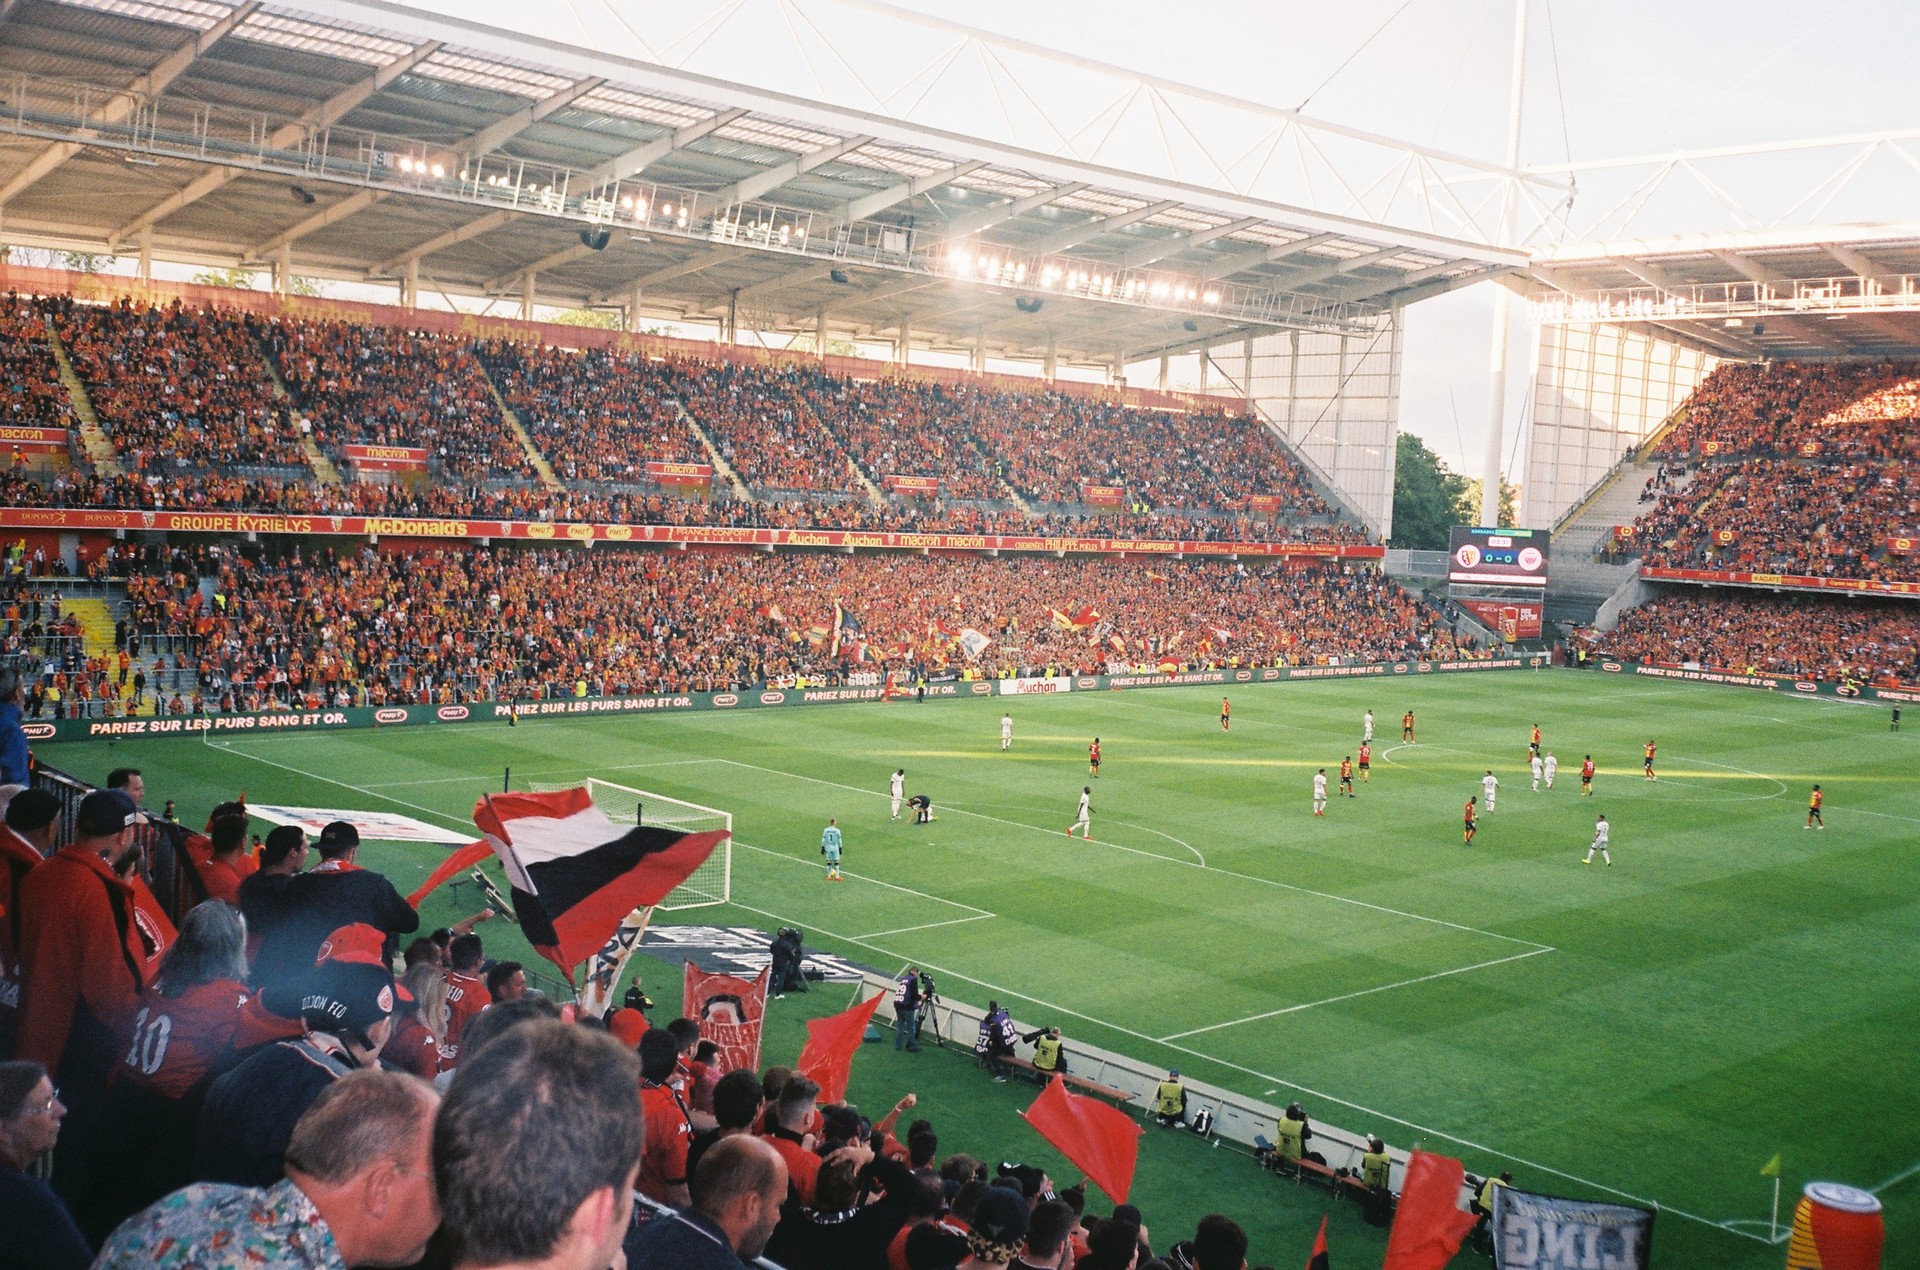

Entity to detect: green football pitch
[47,670,1920,1268]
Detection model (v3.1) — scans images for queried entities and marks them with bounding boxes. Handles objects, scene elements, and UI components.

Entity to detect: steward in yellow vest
[1361,1138,1392,1190]
[1153,1070,1187,1125]
[1023,1026,1066,1074]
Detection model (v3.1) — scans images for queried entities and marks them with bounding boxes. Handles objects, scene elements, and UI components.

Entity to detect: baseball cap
[76,788,139,837]
[5,787,60,833]
[968,1185,1030,1252]
[317,820,360,852]
[297,923,398,1033]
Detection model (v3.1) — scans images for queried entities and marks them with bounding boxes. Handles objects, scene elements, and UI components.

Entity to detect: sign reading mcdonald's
[643,460,714,487]
[342,444,430,472]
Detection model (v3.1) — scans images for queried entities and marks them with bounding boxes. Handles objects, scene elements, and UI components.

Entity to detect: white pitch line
[717,896,1761,1244]
[853,913,997,940]
[1872,1158,1920,1195]
[360,758,722,789]
[1157,946,1556,1040]
[731,841,991,916]
[207,741,478,830]
[712,758,1548,951]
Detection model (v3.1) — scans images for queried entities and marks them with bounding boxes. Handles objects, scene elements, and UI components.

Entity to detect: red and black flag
[1304,1214,1329,1270]
[472,788,729,981]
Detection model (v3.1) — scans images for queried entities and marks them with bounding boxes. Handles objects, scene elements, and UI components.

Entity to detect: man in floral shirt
[93,1068,438,1269]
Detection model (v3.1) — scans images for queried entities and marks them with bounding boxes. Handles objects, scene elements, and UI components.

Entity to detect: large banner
[1645,566,1920,597]
[683,961,769,1076]
[1492,1187,1654,1270]
[1448,526,1550,588]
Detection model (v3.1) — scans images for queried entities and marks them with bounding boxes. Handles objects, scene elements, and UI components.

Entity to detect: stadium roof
[1526,223,1920,361]
[0,0,1544,368]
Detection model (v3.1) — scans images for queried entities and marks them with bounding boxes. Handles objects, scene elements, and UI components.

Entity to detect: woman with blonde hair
[387,959,451,1079]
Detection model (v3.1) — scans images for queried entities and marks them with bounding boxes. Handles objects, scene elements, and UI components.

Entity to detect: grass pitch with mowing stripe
[54,669,1919,1267]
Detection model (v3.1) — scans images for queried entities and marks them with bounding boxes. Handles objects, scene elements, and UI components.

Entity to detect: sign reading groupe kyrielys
[1449,526,1550,588]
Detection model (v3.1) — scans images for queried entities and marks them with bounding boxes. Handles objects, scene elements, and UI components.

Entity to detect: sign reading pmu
[1448,526,1550,588]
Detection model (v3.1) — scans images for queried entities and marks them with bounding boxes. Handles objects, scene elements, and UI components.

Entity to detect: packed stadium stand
[1614,360,1920,583]
[1590,588,1920,685]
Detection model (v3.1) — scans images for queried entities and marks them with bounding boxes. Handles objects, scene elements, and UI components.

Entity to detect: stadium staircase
[784,388,885,505]
[478,371,564,492]
[677,403,753,501]
[63,595,119,661]
[45,330,123,476]
[250,333,341,486]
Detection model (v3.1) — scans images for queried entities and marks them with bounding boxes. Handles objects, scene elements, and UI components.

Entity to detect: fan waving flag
[795,990,886,1104]
[1382,1151,1478,1270]
[405,838,493,908]
[473,788,729,981]
[1020,1074,1144,1203]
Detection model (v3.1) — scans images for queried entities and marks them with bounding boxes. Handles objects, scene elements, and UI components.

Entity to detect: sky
[501,0,1920,473]
[864,0,1920,474]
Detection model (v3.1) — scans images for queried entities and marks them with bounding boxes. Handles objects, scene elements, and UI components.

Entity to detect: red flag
[473,788,729,980]
[1304,1214,1329,1270]
[795,991,885,1104]
[1019,1074,1144,1203]
[1382,1151,1478,1270]
[406,839,493,908]
[683,962,770,1076]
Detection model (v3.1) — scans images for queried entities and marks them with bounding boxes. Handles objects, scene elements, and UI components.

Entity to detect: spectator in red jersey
[191,810,257,906]
[0,788,59,1060]
[81,900,301,1240]
[638,1026,696,1206]
[387,961,452,1081]
[763,1074,824,1205]
[443,932,491,1064]
[15,788,174,1208]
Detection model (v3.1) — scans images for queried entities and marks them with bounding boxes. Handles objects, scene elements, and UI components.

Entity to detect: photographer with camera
[1021,1025,1066,1078]
[892,966,923,1053]
[975,1000,1017,1083]
[770,928,809,999]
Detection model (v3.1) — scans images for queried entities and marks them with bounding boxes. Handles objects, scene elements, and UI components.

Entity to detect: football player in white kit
[1584,813,1612,866]
[1363,710,1374,743]
[1530,753,1544,792]
[1481,770,1499,812]
[1068,787,1093,838]
[1543,751,1558,789]
[1001,713,1013,751]
[1312,768,1328,816]
[889,768,905,820]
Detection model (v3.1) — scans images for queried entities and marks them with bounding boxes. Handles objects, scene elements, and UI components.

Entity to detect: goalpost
[530,777,732,910]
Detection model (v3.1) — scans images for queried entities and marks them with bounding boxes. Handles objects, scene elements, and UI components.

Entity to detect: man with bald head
[625,1134,790,1269]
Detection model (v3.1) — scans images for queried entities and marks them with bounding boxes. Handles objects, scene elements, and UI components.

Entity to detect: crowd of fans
[0,297,77,435]
[1591,588,1920,685]
[476,340,705,484]
[0,766,1341,1270]
[1609,360,1920,582]
[50,298,305,471]
[92,544,1461,712]
[254,317,527,482]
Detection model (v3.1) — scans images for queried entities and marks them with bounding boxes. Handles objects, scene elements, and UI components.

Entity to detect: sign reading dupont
[1448,527,1550,588]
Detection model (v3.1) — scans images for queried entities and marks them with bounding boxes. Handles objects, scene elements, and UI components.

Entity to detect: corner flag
[1761,1153,1782,1177]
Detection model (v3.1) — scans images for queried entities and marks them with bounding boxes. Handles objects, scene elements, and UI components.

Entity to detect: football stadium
[0,3,1913,1269]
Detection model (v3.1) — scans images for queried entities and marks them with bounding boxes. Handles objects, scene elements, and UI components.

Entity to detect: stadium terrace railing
[29,656,1547,746]
[1641,566,1920,599]
[28,759,207,924]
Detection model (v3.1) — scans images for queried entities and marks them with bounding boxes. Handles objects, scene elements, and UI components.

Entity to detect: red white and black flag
[472,788,729,980]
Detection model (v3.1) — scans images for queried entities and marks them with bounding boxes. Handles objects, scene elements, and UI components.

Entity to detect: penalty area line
[205,741,477,831]
[732,840,991,917]
[716,896,1762,1245]
[1157,945,1556,1040]
[852,914,997,940]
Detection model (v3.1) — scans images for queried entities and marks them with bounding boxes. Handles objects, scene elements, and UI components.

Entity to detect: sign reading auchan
[0,505,1384,561]
[342,444,430,472]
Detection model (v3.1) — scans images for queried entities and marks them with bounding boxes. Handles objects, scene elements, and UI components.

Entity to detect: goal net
[530,777,732,911]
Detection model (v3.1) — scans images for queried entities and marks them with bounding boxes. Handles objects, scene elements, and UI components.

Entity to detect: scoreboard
[1448,527,1549,588]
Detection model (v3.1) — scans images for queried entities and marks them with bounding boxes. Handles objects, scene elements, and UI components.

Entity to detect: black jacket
[250,864,418,988]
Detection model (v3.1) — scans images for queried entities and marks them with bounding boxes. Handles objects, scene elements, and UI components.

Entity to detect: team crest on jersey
[132,907,166,958]
[377,985,394,1012]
